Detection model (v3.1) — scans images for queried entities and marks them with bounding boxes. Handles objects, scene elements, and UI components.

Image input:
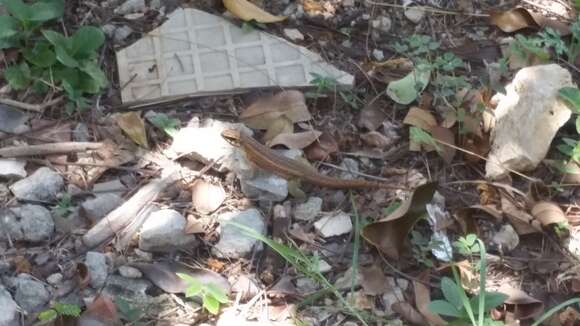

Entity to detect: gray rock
[85,251,109,289]
[0,159,26,179]
[113,25,133,43]
[372,49,384,61]
[52,207,88,233]
[118,265,142,279]
[81,193,124,223]
[294,197,322,221]
[314,211,353,238]
[213,209,266,259]
[0,105,29,134]
[115,0,146,14]
[138,209,197,252]
[240,172,288,202]
[10,167,64,201]
[46,273,63,285]
[73,123,90,142]
[486,64,574,179]
[283,28,304,41]
[371,15,392,33]
[14,274,50,313]
[102,275,152,303]
[339,158,360,180]
[0,286,18,326]
[93,179,127,194]
[0,205,54,242]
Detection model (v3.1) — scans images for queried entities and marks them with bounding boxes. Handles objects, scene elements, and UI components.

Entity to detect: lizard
[221,128,404,190]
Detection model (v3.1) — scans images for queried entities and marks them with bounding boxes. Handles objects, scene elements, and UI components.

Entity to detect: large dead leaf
[358,102,387,131]
[362,183,437,259]
[78,295,120,326]
[223,0,287,23]
[501,196,542,235]
[113,112,148,148]
[360,131,392,148]
[403,107,437,130]
[531,201,567,227]
[414,271,446,326]
[131,262,230,294]
[241,91,311,129]
[263,116,294,143]
[267,130,322,149]
[191,180,226,214]
[490,8,570,35]
[304,132,339,161]
[359,264,390,295]
[499,285,544,320]
[428,125,456,163]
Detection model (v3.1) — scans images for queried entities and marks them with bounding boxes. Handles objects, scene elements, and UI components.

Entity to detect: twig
[0,142,104,158]
[0,96,63,113]
[26,158,156,175]
[364,0,489,17]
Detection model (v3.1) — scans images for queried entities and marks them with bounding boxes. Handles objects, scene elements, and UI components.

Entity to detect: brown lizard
[221,128,403,190]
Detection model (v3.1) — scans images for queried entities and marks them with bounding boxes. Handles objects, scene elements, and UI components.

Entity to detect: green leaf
[559,87,580,114]
[469,292,508,314]
[576,116,580,134]
[428,300,463,317]
[441,277,463,309]
[71,26,104,57]
[23,42,56,67]
[205,283,229,304]
[80,61,108,89]
[5,62,31,89]
[386,64,431,105]
[1,0,32,22]
[38,309,58,321]
[55,45,78,67]
[177,273,203,297]
[202,294,220,314]
[54,303,81,317]
[0,15,19,39]
[42,29,69,49]
[29,0,64,21]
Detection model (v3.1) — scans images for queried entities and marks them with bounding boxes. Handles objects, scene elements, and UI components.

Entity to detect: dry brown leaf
[304,132,338,161]
[78,295,120,326]
[263,116,294,143]
[490,8,570,35]
[223,0,286,23]
[358,103,387,131]
[500,285,545,320]
[403,107,437,130]
[13,255,32,274]
[360,131,392,148]
[360,264,390,295]
[191,180,226,214]
[362,183,437,259]
[392,302,428,325]
[241,91,311,129]
[267,130,322,149]
[453,207,481,235]
[113,112,148,148]
[531,201,567,227]
[461,135,490,163]
[414,271,446,326]
[428,125,456,163]
[477,183,500,206]
[451,39,502,63]
[558,307,580,326]
[562,161,580,184]
[77,262,91,289]
[501,196,542,235]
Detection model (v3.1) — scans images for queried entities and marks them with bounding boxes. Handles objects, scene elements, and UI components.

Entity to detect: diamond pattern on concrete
[116,8,354,103]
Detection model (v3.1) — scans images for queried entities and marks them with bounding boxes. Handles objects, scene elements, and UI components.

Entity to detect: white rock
[314,211,353,238]
[0,205,54,242]
[492,224,519,251]
[372,49,384,61]
[213,209,266,258]
[343,0,355,7]
[404,6,426,23]
[10,167,63,201]
[139,209,197,252]
[14,274,50,313]
[317,259,332,273]
[46,273,63,285]
[283,28,304,41]
[81,193,125,223]
[294,197,323,221]
[0,159,26,179]
[115,0,146,14]
[0,286,18,326]
[85,251,109,289]
[486,64,574,179]
[118,265,143,278]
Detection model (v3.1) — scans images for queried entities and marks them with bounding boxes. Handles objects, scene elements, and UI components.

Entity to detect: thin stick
[0,96,63,113]
[364,0,489,17]
[0,142,104,158]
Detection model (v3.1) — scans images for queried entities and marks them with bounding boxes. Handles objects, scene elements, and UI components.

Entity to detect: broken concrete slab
[486,64,574,179]
[116,8,354,103]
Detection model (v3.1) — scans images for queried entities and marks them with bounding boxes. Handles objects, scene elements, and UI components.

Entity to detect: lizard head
[221,128,242,146]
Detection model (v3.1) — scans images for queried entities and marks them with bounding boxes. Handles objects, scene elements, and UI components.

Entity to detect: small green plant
[38,302,82,321]
[409,126,441,152]
[148,113,180,137]
[556,87,580,171]
[116,297,145,325]
[0,0,107,113]
[177,273,229,315]
[453,234,480,256]
[308,72,362,109]
[429,236,508,326]
[52,193,73,218]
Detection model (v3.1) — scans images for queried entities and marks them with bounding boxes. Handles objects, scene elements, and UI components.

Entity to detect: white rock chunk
[486,64,574,179]
[0,286,18,326]
[213,209,266,258]
[0,205,54,242]
[85,251,109,289]
[139,209,197,252]
[314,211,353,238]
[294,197,323,221]
[10,167,64,201]
[0,159,26,179]
[283,28,304,41]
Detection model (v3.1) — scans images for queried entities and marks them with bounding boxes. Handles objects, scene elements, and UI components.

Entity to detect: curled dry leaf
[531,201,567,227]
[359,264,390,295]
[501,196,542,235]
[304,132,339,161]
[78,295,120,326]
[392,302,428,325]
[428,125,456,163]
[223,0,286,23]
[113,112,148,148]
[414,271,446,326]
[490,8,570,35]
[360,131,393,148]
[263,116,294,143]
[499,285,545,320]
[241,91,311,129]
[131,262,230,294]
[358,102,387,131]
[267,130,322,149]
[191,179,226,214]
[403,107,437,130]
[362,182,437,259]
[562,161,580,184]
